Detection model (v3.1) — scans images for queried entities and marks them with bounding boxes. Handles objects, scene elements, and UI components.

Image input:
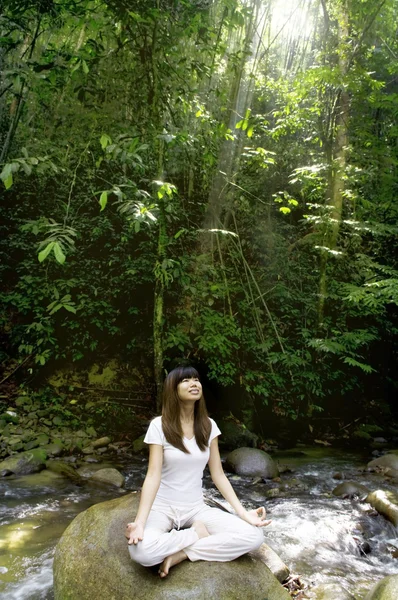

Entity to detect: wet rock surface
[332,481,370,498]
[364,575,398,600]
[368,454,398,471]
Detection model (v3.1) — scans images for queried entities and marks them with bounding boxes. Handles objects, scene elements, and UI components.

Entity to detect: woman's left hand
[241,506,272,527]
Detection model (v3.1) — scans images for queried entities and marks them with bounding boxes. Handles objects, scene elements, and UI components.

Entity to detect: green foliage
[0,0,397,426]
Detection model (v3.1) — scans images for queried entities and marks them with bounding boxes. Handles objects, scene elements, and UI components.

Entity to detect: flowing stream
[1,447,397,599]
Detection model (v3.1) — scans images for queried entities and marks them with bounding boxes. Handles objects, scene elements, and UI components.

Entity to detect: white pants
[128,500,264,567]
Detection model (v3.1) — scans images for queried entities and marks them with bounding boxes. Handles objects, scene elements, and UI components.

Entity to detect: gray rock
[368,454,398,471]
[75,430,89,438]
[226,448,279,479]
[24,439,40,451]
[77,465,110,478]
[0,449,47,476]
[332,481,370,498]
[37,433,50,446]
[218,419,258,450]
[89,468,125,488]
[42,441,64,457]
[365,575,398,600]
[53,494,291,600]
[84,456,99,463]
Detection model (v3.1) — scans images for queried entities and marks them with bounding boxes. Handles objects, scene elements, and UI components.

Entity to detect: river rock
[365,574,398,600]
[218,419,258,450]
[53,493,291,600]
[0,448,47,476]
[368,454,398,471]
[132,434,146,453]
[314,583,355,599]
[24,438,40,451]
[332,481,370,498]
[89,467,125,488]
[46,460,83,484]
[366,490,398,527]
[226,448,279,479]
[42,440,64,457]
[384,468,398,480]
[77,464,112,478]
[92,436,111,449]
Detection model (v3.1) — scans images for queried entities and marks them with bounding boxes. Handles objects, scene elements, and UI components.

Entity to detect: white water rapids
[1,448,397,599]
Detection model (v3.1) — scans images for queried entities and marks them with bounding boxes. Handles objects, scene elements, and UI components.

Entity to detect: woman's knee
[128,540,157,567]
[247,526,264,551]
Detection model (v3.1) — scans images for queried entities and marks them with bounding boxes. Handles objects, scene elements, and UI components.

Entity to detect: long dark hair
[161,366,211,453]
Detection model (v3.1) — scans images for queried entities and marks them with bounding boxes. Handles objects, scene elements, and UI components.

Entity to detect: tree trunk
[317,3,349,327]
[153,200,167,412]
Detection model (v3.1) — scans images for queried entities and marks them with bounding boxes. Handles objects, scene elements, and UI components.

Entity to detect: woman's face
[177,376,202,402]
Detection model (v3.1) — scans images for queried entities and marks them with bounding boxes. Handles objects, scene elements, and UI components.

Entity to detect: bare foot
[192,520,210,539]
[159,550,187,578]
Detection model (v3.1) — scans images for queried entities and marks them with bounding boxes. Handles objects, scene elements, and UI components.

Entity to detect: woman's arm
[208,437,271,527]
[126,443,163,544]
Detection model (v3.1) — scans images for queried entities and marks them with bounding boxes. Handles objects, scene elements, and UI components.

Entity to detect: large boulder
[226,448,279,479]
[218,419,258,450]
[53,493,290,600]
[368,454,398,471]
[0,449,47,476]
[365,575,398,600]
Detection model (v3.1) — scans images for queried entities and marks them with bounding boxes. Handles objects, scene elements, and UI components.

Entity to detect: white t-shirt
[144,416,221,506]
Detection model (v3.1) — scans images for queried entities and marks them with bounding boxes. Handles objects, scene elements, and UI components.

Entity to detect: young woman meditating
[126,366,271,578]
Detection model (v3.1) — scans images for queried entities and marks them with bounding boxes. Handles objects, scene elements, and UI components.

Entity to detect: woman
[126,365,271,578]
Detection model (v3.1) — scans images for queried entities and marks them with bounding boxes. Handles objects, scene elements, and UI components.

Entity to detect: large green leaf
[53,242,66,264]
[38,242,55,262]
[99,191,108,211]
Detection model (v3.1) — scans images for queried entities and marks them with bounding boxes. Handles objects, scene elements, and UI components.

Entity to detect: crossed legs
[128,503,264,577]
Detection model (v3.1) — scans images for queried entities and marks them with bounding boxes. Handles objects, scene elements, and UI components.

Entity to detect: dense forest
[1,0,397,438]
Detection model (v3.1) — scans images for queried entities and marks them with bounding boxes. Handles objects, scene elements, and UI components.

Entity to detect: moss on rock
[365,575,398,600]
[53,493,291,600]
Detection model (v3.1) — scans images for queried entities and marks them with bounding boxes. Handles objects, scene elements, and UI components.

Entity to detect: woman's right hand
[125,521,144,545]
